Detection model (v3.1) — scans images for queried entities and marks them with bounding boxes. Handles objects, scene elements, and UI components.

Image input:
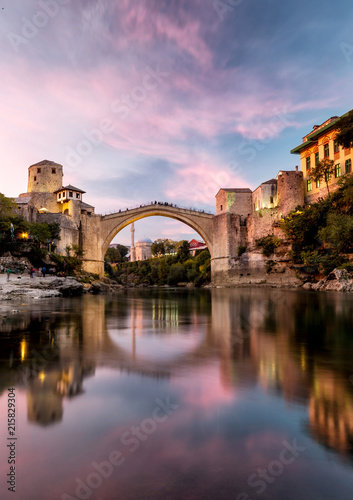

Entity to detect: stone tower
[276,169,304,217]
[27,160,63,193]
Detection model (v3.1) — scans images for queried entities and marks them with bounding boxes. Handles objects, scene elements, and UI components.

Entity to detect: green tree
[167,264,187,285]
[318,213,353,252]
[335,109,353,149]
[0,193,17,217]
[310,158,335,195]
[152,240,166,256]
[29,222,52,246]
[105,245,128,263]
[177,240,190,262]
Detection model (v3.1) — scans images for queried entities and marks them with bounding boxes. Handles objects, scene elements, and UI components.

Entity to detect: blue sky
[1,0,352,245]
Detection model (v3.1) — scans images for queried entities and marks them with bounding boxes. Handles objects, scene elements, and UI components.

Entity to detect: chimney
[295,165,298,172]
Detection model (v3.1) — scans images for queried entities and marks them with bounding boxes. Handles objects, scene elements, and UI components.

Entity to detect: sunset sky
[1,0,353,245]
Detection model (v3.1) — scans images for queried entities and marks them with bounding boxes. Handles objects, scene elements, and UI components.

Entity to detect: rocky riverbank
[0,274,127,300]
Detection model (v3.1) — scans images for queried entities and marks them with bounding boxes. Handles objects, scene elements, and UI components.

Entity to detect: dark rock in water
[88,281,110,294]
[57,278,85,296]
[88,281,124,294]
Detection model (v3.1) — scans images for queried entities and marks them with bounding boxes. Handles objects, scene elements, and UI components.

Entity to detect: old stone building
[215,168,304,248]
[15,160,95,253]
[291,110,353,203]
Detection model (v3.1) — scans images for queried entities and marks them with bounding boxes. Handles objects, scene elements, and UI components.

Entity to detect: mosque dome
[137,237,152,244]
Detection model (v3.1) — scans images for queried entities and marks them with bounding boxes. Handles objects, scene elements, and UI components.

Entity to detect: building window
[76,193,80,199]
[325,172,331,182]
[315,152,319,166]
[324,143,329,157]
[334,140,339,153]
[58,193,61,199]
[52,168,56,174]
[307,179,312,192]
[316,179,320,188]
[270,196,274,204]
[69,191,73,198]
[346,159,351,174]
[335,164,341,178]
[220,204,223,211]
[306,156,311,171]
[37,168,41,173]
[34,176,37,181]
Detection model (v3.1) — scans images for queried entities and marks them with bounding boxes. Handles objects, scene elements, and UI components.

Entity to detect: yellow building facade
[291,111,353,203]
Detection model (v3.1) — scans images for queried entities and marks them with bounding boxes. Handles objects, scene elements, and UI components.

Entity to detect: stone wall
[80,214,104,275]
[216,189,252,217]
[276,170,304,216]
[246,208,279,246]
[19,192,59,213]
[36,213,79,253]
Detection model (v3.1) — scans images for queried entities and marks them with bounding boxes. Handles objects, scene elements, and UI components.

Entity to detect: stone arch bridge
[80,203,245,283]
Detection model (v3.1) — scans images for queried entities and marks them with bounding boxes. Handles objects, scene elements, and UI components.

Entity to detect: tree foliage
[105,245,128,263]
[309,158,335,195]
[335,109,353,149]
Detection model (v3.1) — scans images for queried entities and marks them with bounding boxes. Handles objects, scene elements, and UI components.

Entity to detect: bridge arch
[100,205,215,259]
[80,204,216,276]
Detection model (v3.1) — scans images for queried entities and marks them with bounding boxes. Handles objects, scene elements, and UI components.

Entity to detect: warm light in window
[39,371,46,382]
[21,232,28,239]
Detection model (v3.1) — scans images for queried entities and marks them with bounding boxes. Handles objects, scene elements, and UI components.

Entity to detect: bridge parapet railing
[102,202,214,217]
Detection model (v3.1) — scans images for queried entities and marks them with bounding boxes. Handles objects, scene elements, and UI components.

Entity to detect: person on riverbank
[6,268,11,282]
[42,266,46,277]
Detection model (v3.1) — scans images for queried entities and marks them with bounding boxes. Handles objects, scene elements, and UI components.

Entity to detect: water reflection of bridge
[1,290,353,457]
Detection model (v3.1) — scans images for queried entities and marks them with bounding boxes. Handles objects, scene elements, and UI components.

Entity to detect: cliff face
[211,250,302,287]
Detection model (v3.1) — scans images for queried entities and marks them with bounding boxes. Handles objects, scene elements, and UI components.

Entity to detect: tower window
[220,204,223,211]
[270,196,274,204]
[58,193,61,199]
[34,176,37,181]
[52,168,56,174]
[37,168,41,173]
[69,191,73,198]
[76,193,80,199]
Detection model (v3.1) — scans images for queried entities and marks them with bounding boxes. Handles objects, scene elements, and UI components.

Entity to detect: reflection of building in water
[308,368,353,455]
[26,361,95,426]
[27,372,63,425]
[210,288,311,400]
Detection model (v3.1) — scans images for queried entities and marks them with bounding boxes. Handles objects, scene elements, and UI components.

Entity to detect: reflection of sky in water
[108,327,205,362]
[0,289,353,500]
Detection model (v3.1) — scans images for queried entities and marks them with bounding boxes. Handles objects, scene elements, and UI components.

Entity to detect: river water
[0,288,353,500]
